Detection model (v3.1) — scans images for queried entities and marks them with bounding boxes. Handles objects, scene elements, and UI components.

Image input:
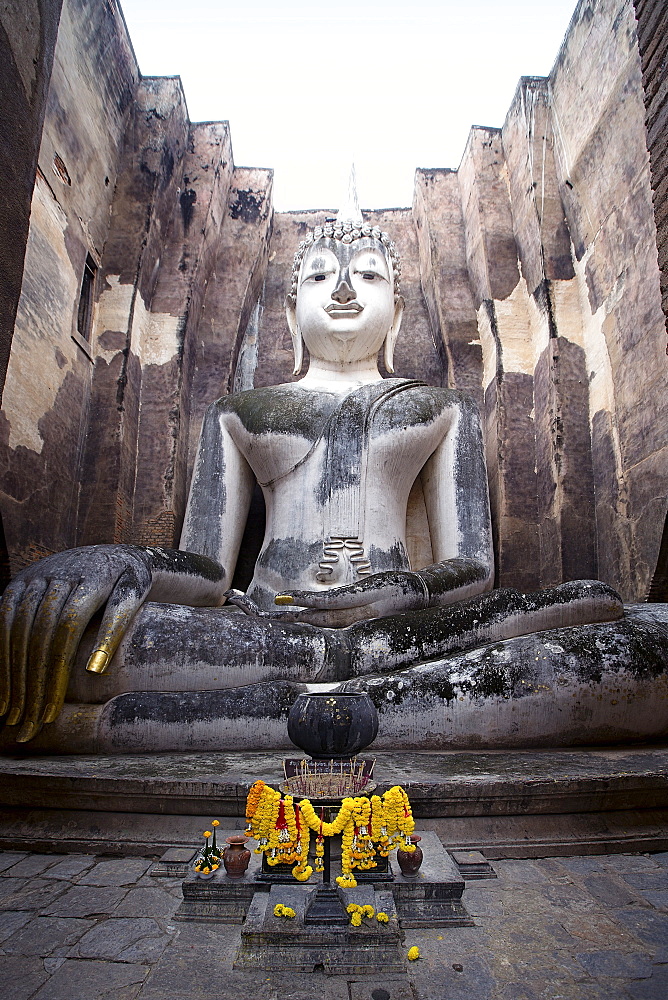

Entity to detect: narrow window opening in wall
[77,254,97,342]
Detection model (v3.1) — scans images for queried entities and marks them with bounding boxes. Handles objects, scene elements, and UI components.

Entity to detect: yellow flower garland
[243,782,416,885]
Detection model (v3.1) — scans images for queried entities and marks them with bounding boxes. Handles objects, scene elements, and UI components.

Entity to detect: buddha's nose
[331,271,356,304]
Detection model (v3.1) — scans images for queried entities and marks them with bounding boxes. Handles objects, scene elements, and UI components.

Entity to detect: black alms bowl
[287,691,379,758]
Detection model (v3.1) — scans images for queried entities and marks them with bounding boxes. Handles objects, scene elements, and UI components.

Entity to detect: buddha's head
[286,221,404,375]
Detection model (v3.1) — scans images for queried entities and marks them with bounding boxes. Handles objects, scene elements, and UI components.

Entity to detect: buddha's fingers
[16,580,76,741]
[84,563,152,677]
[279,584,377,611]
[0,581,25,717]
[6,579,49,727]
[284,572,428,612]
[38,582,113,729]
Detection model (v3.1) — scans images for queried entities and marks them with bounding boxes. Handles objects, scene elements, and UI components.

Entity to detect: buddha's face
[290,237,402,367]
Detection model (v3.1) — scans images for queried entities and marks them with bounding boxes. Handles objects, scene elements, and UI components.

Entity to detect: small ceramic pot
[396,835,423,879]
[223,835,251,879]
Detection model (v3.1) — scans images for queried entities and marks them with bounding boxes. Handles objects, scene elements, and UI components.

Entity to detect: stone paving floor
[0,848,666,1000]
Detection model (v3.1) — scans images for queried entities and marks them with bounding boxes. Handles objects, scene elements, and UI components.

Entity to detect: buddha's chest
[224,383,448,496]
[233,410,438,494]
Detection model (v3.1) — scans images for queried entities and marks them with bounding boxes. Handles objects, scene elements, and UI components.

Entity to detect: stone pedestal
[174,829,473,928]
[149,847,197,878]
[390,831,473,927]
[176,843,264,924]
[234,885,406,975]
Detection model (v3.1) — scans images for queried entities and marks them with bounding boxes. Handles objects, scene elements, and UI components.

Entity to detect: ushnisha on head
[286,221,404,376]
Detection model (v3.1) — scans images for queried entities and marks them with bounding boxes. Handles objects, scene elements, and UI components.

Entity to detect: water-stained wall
[634,0,668,600]
[0,0,665,605]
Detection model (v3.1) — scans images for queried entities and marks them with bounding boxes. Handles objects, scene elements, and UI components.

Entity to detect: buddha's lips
[325,302,363,315]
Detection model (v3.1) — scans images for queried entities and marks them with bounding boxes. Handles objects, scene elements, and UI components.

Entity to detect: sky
[118,0,579,212]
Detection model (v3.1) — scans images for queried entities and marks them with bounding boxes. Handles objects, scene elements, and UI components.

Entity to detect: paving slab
[0,852,28,872]
[113,885,182,921]
[625,966,668,1000]
[3,853,60,878]
[0,954,50,999]
[2,915,93,955]
[613,905,668,955]
[77,858,152,886]
[40,884,129,917]
[619,870,668,890]
[31,958,149,1000]
[582,872,640,906]
[69,916,171,963]
[576,950,654,978]
[638,889,668,909]
[0,908,32,942]
[45,854,97,879]
[0,876,68,910]
[559,911,644,951]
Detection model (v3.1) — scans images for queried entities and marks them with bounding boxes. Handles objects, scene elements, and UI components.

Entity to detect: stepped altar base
[0,747,666,859]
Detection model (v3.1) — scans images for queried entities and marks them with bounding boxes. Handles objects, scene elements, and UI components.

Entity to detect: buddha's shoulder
[378,383,479,426]
[209,383,341,437]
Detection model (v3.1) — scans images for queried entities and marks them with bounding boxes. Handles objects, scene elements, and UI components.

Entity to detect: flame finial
[336,164,363,228]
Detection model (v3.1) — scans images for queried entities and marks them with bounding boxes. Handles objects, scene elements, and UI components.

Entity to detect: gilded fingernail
[42,703,58,724]
[16,721,36,743]
[274,594,294,606]
[86,649,109,674]
[0,700,8,717]
[6,708,22,726]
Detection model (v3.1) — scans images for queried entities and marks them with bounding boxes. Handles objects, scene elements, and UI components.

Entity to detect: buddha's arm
[416,392,494,604]
[0,401,253,741]
[179,400,255,578]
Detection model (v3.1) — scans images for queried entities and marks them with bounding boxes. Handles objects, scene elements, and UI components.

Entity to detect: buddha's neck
[298,357,384,391]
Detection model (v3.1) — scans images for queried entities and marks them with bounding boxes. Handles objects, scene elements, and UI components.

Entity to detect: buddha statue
[0,202,665,753]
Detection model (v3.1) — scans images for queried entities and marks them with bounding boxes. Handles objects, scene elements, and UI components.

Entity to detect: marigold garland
[243,782,416,885]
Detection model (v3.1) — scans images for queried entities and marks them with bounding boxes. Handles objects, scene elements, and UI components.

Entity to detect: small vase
[223,835,251,879]
[196,869,215,880]
[396,835,423,879]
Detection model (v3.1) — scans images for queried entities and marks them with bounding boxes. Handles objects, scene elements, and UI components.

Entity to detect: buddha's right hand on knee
[0,544,155,743]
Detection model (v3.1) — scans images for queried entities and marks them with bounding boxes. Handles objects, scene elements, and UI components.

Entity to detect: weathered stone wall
[0,0,63,405]
[0,0,137,570]
[409,0,665,600]
[634,0,668,600]
[0,0,665,604]
[549,0,666,601]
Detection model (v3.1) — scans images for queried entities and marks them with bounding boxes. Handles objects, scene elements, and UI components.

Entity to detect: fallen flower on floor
[408,946,420,961]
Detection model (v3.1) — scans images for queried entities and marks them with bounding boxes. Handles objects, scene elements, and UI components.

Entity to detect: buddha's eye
[313,273,327,281]
[361,272,377,281]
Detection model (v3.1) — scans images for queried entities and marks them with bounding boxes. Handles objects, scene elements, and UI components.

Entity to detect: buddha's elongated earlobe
[285,294,303,375]
[384,295,404,374]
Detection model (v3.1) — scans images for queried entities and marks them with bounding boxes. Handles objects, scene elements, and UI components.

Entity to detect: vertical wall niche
[76,254,97,344]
